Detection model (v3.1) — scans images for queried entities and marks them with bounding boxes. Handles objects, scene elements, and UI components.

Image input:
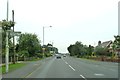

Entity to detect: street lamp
[42,26,52,58]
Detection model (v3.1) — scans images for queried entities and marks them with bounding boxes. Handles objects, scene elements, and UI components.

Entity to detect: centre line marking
[80,75,87,80]
[65,62,68,64]
[80,75,86,80]
[68,65,75,71]
[24,64,41,78]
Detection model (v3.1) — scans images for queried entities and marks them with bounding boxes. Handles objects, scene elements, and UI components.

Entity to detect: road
[2,56,118,79]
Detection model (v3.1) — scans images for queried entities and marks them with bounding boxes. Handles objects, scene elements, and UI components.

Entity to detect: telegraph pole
[42,26,52,58]
[12,10,15,64]
[6,0,9,21]
[43,27,44,58]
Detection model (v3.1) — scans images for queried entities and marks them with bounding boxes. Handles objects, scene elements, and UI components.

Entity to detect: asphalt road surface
[3,56,119,79]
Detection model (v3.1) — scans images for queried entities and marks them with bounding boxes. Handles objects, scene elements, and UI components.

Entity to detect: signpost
[10,31,21,37]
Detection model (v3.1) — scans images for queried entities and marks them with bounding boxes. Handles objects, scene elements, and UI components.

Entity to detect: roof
[99,40,112,48]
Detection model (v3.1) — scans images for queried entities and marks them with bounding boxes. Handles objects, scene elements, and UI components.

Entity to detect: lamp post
[42,26,52,58]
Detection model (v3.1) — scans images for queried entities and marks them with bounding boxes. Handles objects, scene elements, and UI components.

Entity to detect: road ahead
[3,55,118,79]
[25,56,118,79]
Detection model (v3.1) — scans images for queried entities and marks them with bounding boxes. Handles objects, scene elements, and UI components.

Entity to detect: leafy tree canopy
[17,33,41,57]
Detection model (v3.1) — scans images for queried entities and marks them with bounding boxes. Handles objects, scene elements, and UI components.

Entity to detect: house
[96,40,119,58]
[95,40,113,50]
[98,40,112,49]
[94,40,113,56]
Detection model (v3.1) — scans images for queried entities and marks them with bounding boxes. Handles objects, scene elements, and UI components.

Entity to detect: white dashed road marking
[80,75,87,80]
[63,59,75,71]
[65,62,68,64]
[94,73,104,76]
[68,65,75,71]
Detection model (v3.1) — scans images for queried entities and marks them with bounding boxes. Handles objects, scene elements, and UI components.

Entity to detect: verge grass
[1,63,26,74]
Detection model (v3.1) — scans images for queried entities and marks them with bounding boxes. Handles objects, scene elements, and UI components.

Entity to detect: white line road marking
[62,59,68,64]
[80,75,87,80]
[94,73,104,76]
[68,65,75,71]
[62,59,76,71]
[65,62,68,64]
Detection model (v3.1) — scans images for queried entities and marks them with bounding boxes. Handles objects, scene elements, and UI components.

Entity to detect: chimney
[98,41,101,46]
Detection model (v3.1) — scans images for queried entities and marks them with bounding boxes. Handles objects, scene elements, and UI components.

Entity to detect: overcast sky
[0,0,119,53]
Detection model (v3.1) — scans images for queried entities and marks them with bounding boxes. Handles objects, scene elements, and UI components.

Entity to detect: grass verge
[79,57,98,62]
[0,63,26,74]
[30,58,42,61]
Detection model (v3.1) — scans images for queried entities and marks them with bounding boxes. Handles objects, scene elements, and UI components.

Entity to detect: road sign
[10,31,21,37]
[14,32,21,36]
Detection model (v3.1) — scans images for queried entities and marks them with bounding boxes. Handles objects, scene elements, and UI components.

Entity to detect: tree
[47,43,53,47]
[0,20,15,62]
[0,20,14,30]
[68,42,81,56]
[74,41,83,57]
[112,35,120,58]
[87,45,94,56]
[46,43,53,53]
[95,46,109,56]
[67,41,94,58]
[67,41,84,57]
[17,33,41,58]
[114,35,120,48]
[67,44,76,56]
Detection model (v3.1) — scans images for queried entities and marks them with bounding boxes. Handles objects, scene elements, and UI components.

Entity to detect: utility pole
[5,0,9,73]
[43,27,45,58]
[42,26,52,58]
[12,10,15,64]
[6,0,9,21]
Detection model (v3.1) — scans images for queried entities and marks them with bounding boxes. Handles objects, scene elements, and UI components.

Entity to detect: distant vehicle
[56,54,61,59]
[56,56,61,59]
[63,54,66,57]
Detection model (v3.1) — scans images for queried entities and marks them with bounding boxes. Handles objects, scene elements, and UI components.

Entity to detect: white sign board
[10,31,21,37]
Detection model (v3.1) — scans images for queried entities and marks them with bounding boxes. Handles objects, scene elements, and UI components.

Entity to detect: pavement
[2,56,119,79]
